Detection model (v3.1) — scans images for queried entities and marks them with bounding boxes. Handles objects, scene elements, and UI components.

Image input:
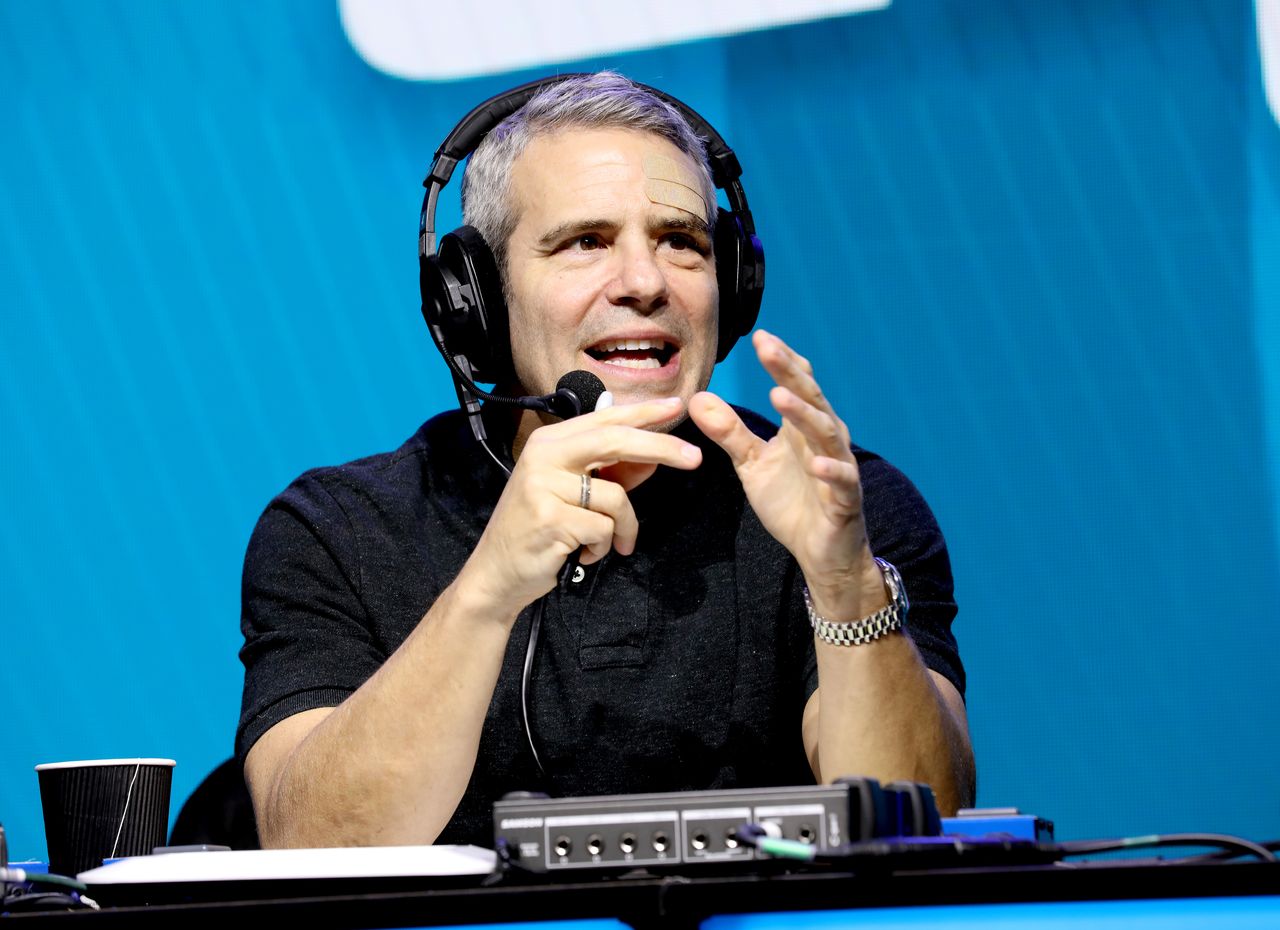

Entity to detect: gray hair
[460,71,717,277]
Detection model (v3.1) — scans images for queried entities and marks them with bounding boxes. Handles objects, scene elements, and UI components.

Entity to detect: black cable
[2,889,97,913]
[1188,838,1280,863]
[0,869,88,893]
[423,314,536,412]
[424,310,589,421]
[1055,833,1276,863]
[0,865,99,914]
[731,824,1277,868]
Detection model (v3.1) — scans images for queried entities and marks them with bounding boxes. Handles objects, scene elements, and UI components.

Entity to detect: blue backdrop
[3,0,1278,862]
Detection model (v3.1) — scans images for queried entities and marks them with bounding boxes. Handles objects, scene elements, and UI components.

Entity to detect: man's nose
[605,239,668,311]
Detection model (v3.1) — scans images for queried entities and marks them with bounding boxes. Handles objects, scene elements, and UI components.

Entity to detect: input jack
[652,831,669,853]
[619,832,637,854]
[586,834,604,856]
[691,831,710,851]
[797,824,817,845]
[553,835,572,857]
[724,828,740,850]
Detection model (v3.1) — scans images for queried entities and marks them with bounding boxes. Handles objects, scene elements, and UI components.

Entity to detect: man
[237,72,973,849]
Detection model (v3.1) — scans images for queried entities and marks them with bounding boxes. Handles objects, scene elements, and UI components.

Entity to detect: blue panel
[421,923,626,930]
[702,897,1280,929]
[940,815,1044,841]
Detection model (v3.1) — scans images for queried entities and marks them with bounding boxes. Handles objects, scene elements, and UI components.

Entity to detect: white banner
[338,0,889,80]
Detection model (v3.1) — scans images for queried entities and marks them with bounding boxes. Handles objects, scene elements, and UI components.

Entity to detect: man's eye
[663,233,709,254]
[572,234,603,251]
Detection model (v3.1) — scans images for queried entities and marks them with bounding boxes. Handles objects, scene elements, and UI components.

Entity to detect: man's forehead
[511,128,708,222]
[642,151,707,220]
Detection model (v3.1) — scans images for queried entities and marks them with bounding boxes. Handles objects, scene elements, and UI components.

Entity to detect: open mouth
[585,338,677,370]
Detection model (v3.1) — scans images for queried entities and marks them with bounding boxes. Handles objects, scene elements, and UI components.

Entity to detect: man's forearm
[252,576,519,848]
[806,632,974,816]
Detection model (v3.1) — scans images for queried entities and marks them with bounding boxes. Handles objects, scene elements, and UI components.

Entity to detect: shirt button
[571,565,587,584]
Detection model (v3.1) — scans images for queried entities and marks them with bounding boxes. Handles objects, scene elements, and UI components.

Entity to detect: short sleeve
[859,454,965,700]
[235,473,387,762]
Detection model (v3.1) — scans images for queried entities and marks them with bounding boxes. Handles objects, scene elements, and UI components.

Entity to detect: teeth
[596,338,668,353]
[603,357,662,369]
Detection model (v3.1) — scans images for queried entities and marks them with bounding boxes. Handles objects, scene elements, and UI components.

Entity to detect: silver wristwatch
[804,557,909,646]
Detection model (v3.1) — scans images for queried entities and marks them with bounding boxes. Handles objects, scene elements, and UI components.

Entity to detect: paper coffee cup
[36,758,175,876]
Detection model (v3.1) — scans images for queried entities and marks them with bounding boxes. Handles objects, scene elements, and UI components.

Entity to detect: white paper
[79,845,496,884]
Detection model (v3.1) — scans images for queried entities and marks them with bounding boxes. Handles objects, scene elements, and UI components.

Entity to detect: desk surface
[7,857,1279,928]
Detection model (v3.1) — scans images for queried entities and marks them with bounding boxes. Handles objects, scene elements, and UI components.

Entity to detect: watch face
[876,558,910,615]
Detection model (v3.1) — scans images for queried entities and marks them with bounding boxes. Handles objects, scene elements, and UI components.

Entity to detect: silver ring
[578,473,592,509]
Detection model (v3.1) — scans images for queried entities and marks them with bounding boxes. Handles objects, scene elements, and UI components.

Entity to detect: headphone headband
[429,74,743,185]
[420,74,754,256]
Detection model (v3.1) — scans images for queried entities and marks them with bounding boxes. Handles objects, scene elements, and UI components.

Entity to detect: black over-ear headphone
[418,74,765,391]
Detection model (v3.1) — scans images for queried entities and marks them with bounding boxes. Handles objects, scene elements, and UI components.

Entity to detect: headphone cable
[521,598,550,781]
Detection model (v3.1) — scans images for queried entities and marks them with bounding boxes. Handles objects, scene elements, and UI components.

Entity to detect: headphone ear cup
[714,209,765,362]
[424,226,511,383]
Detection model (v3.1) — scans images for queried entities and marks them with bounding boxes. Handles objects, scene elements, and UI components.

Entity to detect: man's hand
[691,329,973,809]
[689,329,883,619]
[461,396,703,621]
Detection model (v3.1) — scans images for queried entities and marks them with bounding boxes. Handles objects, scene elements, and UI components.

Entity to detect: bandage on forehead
[643,153,708,220]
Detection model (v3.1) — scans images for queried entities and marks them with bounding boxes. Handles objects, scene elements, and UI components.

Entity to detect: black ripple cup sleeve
[36,758,174,876]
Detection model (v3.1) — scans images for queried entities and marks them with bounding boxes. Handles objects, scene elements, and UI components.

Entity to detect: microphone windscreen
[555,370,607,416]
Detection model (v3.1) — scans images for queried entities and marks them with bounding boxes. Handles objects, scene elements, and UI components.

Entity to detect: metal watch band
[804,557,909,646]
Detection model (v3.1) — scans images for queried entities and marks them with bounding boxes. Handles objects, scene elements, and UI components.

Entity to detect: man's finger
[753,330,836,417]
[596,461,658,493]
[544,395,686,438]
[558,473,640,555]
[688,391,764,468]
[770,386,851,461]
[809,456,863,513]
[556,505,615,565]
[538,424,702,474]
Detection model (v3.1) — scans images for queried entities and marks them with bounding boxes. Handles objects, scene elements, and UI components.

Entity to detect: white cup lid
[35,758,176,771]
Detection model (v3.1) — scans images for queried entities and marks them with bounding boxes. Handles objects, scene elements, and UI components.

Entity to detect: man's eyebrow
[535,219,617,248]
[649,215,712,238]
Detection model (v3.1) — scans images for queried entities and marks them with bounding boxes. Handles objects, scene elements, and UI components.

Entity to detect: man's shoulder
[267,409,475,517]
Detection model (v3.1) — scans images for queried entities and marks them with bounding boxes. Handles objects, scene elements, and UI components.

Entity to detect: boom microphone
[549,370,608,419]
[425,309,606,421]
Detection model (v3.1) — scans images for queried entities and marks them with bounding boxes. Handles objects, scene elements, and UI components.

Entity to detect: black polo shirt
[237,407,963,846]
